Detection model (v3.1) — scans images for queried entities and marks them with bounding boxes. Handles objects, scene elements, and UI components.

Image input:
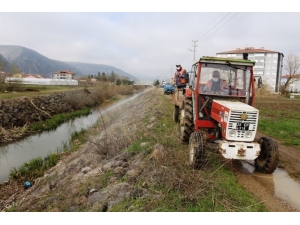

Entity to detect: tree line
[86,71,135,85]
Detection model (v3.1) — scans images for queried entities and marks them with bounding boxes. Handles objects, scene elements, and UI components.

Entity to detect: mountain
[0,45,138,81]
[0,53,10,71]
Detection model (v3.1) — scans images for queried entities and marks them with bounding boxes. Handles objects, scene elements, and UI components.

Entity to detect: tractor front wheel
[254,137,279,174]
[188,132,205,169]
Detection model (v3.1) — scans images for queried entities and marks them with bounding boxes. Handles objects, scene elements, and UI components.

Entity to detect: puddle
[241,161,300,210]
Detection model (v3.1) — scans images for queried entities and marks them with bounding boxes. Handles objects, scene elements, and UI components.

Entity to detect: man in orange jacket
[174,63,187,88]
[202,70,229,94]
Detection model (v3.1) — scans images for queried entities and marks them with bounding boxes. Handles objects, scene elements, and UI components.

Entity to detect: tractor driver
[202,70,229,95]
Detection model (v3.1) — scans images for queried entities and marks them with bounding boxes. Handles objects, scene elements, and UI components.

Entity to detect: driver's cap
[212,70,220,77]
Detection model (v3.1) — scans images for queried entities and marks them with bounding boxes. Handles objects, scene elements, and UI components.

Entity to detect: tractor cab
[190,56,256,106]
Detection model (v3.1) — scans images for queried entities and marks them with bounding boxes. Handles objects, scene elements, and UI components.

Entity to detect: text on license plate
[236,122,249,130]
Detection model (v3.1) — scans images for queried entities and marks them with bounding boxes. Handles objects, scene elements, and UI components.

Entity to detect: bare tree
[281,53,300,94]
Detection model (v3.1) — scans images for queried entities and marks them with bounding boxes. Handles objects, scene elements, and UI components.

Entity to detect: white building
[5,77,78,86]
[281,75,300,93]
[216,47,284,92]
[53,70,76,80]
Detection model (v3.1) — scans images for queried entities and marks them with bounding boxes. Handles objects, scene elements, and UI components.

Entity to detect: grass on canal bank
[4,88,270,212]
[5,84,145,183]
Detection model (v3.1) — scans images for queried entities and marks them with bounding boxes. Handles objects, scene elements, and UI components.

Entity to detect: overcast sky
[1,1,299,82]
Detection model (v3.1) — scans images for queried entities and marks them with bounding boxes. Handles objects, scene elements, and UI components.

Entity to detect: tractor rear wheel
[188,132,205,169]
[254,137,279,174]
[179,97,194,143]
[173,105,179,123]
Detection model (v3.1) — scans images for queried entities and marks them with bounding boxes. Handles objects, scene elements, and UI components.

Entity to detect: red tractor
[172,56,279,173]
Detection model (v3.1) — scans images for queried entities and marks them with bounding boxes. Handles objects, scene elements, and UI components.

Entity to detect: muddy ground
[1,87,300,212]
[228,132,300,212]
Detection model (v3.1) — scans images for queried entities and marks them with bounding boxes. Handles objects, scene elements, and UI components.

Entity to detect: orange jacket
[203,79,229,94]
[174,68,186,85]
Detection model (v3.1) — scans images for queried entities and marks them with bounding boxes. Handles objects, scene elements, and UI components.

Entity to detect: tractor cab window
[198,63,251,97]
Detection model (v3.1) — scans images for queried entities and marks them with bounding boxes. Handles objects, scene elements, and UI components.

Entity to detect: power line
[174,13,231,66]
[166,12,239,78]
[193,12,223,41]
[195,12,231,43]
[198,12,239,45]
[174,13,224,65]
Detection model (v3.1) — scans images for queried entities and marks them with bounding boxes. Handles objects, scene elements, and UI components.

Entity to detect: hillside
[0,45,138,81]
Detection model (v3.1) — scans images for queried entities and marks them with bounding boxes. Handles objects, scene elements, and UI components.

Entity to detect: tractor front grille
[227,110,258,141]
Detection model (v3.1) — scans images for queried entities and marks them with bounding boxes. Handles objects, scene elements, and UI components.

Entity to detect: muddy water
[241,161,300,211]
[0,88,154,184]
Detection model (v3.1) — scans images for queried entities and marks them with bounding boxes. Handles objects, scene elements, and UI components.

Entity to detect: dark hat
[212,70,220,77]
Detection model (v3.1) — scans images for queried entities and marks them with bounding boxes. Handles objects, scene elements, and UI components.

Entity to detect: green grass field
[254,96,300,149]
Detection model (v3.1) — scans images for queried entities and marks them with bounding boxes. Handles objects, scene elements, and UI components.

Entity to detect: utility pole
[188,40,198,62]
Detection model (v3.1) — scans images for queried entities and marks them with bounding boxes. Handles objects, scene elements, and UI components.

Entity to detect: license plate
[236,122,249,130]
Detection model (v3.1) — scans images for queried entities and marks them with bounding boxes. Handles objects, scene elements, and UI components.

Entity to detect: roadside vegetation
[8,128,88,184]
[2,53,300,211]
[3,84,300,212]
[0,82,82,100]
[1,82,145,172]
[0,82,142,100]
[3,87,269,212]
[0,82,145,143]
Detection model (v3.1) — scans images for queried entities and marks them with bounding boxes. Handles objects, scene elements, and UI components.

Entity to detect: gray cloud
[0,12,299,82]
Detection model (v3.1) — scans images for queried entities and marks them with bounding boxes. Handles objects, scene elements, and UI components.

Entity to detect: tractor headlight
[229,130,236,137]
[245,131,252,138]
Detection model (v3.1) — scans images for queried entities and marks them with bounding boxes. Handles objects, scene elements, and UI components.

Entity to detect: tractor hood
[211,100,259,142]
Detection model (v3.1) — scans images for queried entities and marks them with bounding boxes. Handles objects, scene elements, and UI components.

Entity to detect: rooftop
[54,70,75,74]
[217,47,283,54]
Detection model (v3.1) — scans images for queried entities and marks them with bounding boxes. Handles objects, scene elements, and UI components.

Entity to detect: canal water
[0,88,152,184]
